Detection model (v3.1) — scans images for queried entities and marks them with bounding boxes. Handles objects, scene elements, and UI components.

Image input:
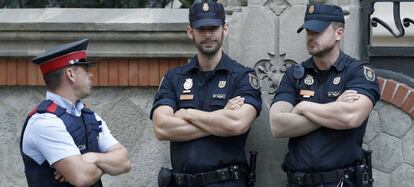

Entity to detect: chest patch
[212,93,226,99]
[328,91,341,97]
[333,77,341,85]
[300,90,315,98]
[180,94,194,100]
[183,78,193,93]
[218,81,226,88]
[304,75,314,86]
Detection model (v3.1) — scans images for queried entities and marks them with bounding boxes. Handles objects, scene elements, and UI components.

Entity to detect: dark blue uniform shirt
[151,53,262,175]
[272,52,380,172]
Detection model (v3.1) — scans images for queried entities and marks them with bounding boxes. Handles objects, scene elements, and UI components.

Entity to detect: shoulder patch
[249,73,260,89]
[363,66,375,82]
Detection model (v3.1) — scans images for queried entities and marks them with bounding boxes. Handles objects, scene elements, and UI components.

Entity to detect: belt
[173,165,247,186]
[287,167,355,186]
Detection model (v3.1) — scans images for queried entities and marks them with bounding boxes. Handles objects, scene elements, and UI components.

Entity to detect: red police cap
[32,38,92,75]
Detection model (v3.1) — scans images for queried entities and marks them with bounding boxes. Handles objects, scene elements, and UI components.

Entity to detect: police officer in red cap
[151,0,262,186]
[269,3,379,187]
[20,39,131,187]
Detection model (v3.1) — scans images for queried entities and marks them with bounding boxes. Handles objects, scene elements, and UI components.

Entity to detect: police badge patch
[304,75,314,86]
[363,66,375,82]
[333,77,341,85]
[218,81,226,88]
[249,73,260,89]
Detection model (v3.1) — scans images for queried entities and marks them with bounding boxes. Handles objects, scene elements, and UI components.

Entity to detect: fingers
[225,96,245,110]
[337,90,359,103]
[54,171,66,182]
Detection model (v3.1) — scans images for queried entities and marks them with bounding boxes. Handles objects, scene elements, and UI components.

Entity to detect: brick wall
[378,77,414,118]
[0,57,188,87]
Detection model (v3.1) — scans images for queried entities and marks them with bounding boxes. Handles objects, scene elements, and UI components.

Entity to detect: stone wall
[0,86,166,187]
[1,83,413,187]
[0,0,414,186]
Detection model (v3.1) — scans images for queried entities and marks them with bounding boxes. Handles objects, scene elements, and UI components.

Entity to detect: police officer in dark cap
[151,0,262,186]
[269,3,379,187]
[20,39,131,187]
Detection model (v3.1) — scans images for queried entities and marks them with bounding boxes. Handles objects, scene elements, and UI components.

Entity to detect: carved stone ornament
[255,52,298,107]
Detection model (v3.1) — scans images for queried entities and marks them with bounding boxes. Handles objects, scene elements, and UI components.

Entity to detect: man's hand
[336,90,360,103]
[224,96,245,110]
[174,108,188,119]
[54,152,99,182]
[291,101,308,115]
[81,152,98,164]
[54,170,68,182]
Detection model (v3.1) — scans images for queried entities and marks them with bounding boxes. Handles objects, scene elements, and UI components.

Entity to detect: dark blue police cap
[297,3,345,33]
[189,0,225,29]
[32,38,92,75]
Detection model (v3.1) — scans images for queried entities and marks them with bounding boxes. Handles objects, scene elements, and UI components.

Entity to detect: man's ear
[186,25,194,40]
[223,23,229,36]
[65,67,76,83]
[335,27,344,41]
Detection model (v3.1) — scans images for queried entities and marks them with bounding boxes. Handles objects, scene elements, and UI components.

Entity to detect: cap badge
[309,5,315,14]
[304,74,314,86]
[202,2,209,12]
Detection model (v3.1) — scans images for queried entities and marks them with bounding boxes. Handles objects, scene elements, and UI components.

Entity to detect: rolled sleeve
[346,64,380,105]
[150,71,178,119]
[272,67,298,106]
[234,71,262,117]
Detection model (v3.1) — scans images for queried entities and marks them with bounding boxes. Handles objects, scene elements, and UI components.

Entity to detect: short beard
[193,33,224,56]
[308,43,335,57]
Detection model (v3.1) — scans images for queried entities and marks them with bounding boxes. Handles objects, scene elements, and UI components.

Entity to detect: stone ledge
[0,9,196,58]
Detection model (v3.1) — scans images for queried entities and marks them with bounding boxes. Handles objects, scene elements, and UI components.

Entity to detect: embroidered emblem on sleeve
[249,73,260,89]
[363,66,376,82]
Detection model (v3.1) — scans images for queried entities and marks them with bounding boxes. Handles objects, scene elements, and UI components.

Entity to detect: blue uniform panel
[151,53,262,178]
[20,100,103,187]
[272,52,380,172]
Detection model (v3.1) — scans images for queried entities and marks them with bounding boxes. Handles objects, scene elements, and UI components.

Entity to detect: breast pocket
[178,100,196,109]
[208,99,227,111]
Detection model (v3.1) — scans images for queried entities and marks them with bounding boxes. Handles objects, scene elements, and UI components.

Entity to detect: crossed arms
[52,143,131,187]
[269,90,374,138]
[152,96,257,141]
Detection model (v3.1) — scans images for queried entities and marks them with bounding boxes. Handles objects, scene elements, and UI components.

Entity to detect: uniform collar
[46,91,84,116]
[302,51,346,72]
[183,52,233,73]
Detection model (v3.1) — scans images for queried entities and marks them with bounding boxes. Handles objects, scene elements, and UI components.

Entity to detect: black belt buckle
[183,173,207,186]
[294,172,305,186]
[193,173,207,186]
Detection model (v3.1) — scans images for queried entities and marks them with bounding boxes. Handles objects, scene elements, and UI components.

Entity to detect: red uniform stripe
[46,102,58,113]
[39,51,87,74]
